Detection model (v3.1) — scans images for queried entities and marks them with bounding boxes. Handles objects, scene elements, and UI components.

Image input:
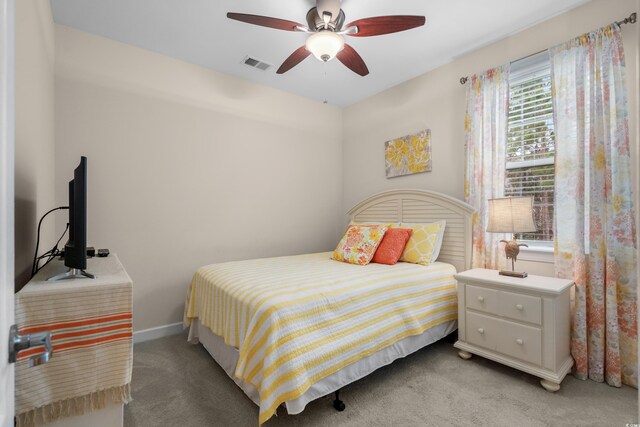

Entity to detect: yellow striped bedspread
[183,252,458,424]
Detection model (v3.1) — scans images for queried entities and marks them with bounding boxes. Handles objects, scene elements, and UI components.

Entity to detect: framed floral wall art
[384,129,432,178]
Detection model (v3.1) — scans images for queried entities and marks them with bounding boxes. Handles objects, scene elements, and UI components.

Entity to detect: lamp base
[499,270,528,278]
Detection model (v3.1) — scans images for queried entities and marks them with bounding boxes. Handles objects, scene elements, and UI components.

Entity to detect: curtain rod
[459,12,637,85]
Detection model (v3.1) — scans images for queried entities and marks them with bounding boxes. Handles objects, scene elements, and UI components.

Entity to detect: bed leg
[443,330,458,343]
[333,389,346,412]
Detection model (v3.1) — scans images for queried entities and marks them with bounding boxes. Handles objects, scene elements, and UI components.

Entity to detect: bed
[184,189,474,424]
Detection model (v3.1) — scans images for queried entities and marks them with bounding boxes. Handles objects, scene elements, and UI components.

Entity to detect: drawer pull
[477,296,485,302]
[477,328,484,334]
[516,304,524,311]
[516,338,524,345]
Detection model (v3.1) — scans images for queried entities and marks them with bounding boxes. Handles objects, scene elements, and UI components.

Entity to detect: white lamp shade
[487,197,537,233]
[305,31,344,62]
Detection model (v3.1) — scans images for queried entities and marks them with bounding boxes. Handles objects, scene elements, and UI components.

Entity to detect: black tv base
[47,268,96,281]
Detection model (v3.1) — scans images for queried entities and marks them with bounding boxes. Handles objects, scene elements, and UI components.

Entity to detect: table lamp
[486,196,537,278]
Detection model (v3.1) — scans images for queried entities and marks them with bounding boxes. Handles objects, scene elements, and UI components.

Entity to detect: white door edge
[0,0,16,425]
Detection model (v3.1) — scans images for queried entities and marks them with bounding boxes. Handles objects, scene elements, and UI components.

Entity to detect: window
[506,53,555,242]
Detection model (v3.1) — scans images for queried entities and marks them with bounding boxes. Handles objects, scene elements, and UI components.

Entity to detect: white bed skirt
[188,318,456,415]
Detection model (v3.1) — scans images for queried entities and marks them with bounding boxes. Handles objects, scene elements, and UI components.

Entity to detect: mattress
[184,252,458,423]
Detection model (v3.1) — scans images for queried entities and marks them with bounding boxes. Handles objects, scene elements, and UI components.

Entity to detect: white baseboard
[133,322,184,344]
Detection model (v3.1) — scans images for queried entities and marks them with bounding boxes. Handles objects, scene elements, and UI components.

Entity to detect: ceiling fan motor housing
[316,0,341,20]
[306,7,345,32]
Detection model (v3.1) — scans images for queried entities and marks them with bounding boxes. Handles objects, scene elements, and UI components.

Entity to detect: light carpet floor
[124,333,637,426]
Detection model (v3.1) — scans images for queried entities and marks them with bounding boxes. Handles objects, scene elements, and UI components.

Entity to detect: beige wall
[37,0,640,331]
[54,26,343,331]
[342,0,639,275]
[14,0,55,290]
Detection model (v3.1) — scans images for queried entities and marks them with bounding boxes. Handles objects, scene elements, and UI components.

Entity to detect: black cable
[35,251,54,261]
[33,223,69,275]
[38,253,58,272]
[31,207,69,277]
[51,222,69,253]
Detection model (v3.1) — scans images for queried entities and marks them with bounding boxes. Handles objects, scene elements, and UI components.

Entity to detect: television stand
[48,268,96,281]
[16,254,131,427]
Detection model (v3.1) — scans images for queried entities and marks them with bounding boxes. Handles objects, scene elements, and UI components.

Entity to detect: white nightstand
[454,268,574,392]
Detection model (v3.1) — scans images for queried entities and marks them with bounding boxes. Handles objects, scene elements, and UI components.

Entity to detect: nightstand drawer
[465,311,499,351]
[498,290,542,325]
[466,311,542,366]
[496,320,542,366]
[465,285,498,314]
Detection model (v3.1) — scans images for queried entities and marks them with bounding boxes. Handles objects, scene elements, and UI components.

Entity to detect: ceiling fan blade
[227,12,305,32]
[345,15,426,37]
[336,44,369,76]
[277,46,312,74]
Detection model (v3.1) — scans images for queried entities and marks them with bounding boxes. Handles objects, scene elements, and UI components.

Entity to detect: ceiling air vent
[242,56,272,71]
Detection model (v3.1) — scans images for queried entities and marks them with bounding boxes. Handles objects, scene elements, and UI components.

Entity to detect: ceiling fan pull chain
[323,62,329,104]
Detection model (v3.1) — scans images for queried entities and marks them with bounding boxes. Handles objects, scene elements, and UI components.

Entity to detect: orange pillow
[371,228,413,265]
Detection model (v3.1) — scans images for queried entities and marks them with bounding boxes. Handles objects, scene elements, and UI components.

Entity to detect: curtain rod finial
[460,76,468,85]
[619,12,637,25]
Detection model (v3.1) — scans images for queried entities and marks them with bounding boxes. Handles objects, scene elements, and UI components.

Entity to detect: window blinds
[505,52,555,241]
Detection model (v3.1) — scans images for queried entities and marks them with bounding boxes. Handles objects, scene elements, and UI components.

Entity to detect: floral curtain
[550,23,637,387]
[464,65,510,269]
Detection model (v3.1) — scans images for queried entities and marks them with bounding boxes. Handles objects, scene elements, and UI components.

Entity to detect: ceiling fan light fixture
[305,31,344,62]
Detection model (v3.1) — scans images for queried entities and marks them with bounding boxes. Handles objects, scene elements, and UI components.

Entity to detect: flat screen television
[48,156,95,281]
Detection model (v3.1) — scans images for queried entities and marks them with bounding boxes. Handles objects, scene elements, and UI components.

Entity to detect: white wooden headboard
[348,189,475,273]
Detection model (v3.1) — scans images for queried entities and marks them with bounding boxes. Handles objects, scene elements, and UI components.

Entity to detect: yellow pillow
[398,221,446,265]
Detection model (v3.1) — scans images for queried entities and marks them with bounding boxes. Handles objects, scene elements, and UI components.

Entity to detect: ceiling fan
[227,0,425,76]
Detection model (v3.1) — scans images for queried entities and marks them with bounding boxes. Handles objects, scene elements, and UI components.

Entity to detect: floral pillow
[332,224,388,265]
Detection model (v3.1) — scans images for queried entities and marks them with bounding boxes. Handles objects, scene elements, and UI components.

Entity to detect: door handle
[8,324,53,367]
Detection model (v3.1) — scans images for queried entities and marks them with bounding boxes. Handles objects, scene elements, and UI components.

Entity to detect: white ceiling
[50,0,591,107]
